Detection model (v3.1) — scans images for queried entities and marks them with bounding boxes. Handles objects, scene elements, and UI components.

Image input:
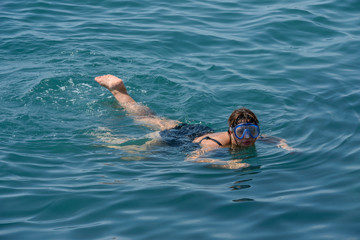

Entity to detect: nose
[243,129,250,139]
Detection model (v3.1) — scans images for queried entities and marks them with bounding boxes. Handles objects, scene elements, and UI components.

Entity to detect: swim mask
[231,123,260,139]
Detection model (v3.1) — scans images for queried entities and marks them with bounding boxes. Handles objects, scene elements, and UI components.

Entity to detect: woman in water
[95,74,294,169]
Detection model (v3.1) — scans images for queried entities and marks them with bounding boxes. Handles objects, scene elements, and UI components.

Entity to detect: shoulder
[193,132,230,147]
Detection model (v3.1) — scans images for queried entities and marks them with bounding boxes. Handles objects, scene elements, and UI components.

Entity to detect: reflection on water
[230,184,251,190]
[231,166,262,202]
[233,198,255,202]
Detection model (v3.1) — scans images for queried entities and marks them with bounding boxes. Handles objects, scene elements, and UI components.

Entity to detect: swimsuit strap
[228,131,232,146]
[198,136,223,146]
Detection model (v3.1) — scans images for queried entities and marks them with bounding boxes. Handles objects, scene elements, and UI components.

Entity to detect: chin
[240,141,255,147]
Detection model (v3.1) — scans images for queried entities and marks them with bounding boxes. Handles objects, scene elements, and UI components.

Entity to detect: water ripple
[1,0,360,239]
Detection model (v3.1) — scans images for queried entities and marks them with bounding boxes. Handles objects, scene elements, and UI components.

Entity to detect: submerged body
[159,124,214,147]
[95,74,294,169]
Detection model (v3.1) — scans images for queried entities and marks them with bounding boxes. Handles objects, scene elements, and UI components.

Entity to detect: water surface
[1,0,360,239]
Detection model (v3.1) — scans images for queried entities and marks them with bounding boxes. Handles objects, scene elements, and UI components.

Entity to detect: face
[230,121,258,147]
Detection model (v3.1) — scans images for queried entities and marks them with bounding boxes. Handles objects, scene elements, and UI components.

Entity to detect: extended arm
[259,134,295,151]
[186,146,250,169]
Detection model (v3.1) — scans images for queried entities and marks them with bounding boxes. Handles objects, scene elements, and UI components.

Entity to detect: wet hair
[228,108,259,128]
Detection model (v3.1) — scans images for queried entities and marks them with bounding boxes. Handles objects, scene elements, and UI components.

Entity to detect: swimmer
[95,74,294,169]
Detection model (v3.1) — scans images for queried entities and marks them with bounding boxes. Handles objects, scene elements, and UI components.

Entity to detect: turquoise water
[1,0,360,239]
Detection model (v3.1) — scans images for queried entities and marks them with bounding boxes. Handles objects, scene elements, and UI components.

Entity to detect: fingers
[209,162,250,169]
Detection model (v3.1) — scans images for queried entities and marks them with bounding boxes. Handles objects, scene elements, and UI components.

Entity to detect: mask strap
[227,130,233,146]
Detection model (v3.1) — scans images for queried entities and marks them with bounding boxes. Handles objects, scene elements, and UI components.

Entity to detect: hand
[277,139,296,151]
[208,159,250,170]
[210,162,250,170]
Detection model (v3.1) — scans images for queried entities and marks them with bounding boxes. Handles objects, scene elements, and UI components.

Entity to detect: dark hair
[228,108,259,128]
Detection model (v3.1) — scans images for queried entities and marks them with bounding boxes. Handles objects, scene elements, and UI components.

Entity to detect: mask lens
[235,126,246,137]
[234,124,259,139]
[249,125,258,136]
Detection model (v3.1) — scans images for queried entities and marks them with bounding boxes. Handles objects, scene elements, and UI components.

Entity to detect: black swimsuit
[198,136,223,146]
[159,123,222,149]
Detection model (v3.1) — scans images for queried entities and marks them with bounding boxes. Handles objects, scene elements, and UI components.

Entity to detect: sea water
[1,0,360,239]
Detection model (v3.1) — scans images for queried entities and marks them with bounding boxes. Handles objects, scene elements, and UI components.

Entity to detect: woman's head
[228,108,260,147]
[228,108,259,128]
